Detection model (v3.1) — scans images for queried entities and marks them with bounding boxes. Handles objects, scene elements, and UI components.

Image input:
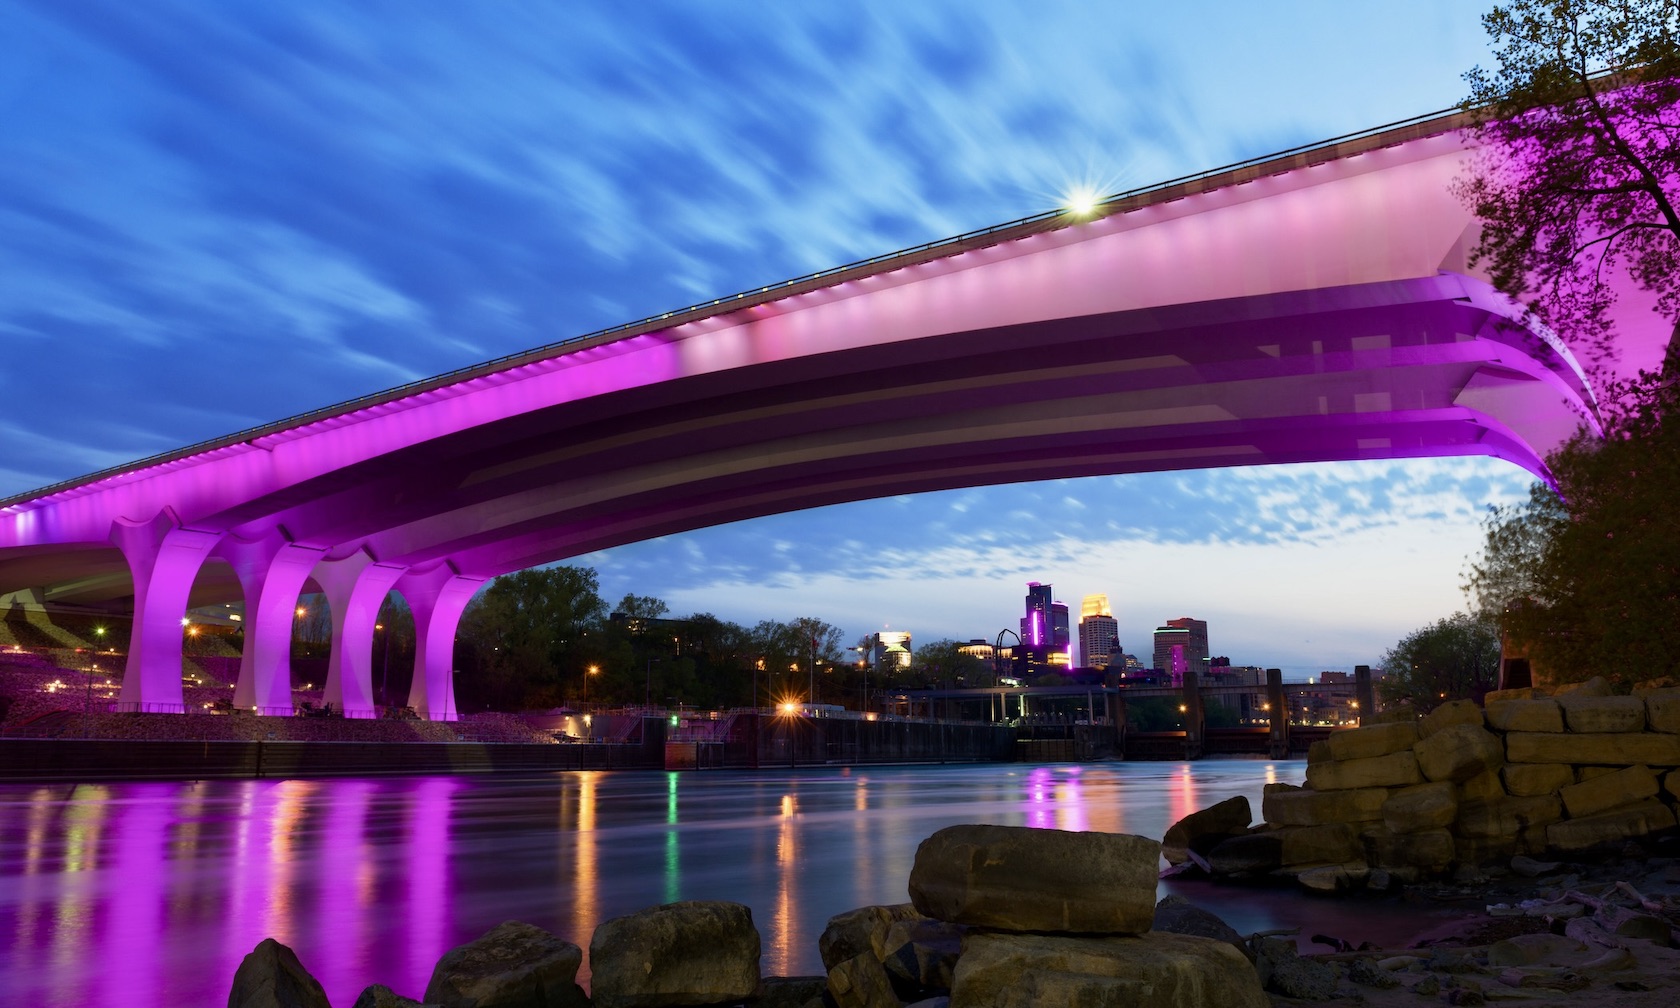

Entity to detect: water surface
[1,760,1439,1006]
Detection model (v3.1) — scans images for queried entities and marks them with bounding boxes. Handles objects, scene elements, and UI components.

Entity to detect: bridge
[0,106,1640,720]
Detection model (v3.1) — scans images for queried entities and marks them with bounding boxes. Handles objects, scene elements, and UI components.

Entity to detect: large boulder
[426,922,585,1008]
[1558,695,1647,733]
[1205,831,1284,875]
[1484,698,1564,733]
[1162,795,1250,864]
[1455,795,1563,840]
[1644,688,1680,733]
[228,938,331,1008]
[1324,722,1418,761]
[878,916,965,994]
[1415,723,1504,783]
[1278,823,1360,866]
[908,824,1158,934]
[1262,783,1387,826]
[1502,763,1575,797]
[1507,731,1680,765]
[948,931,1267,1008]
[1382,782,1457,834]
[818,904,923,971]
[1559,764,1660,818]
[1546,798,1678,852]
[1151,895,1248,960]
[1420,699,1484,738]
[1360,824,1454,874]
[1304,750,1422,791]
[1553,675,1611,697]
[825,952,896,1008]
[588,901,760,1008]
[351,986,430,1008]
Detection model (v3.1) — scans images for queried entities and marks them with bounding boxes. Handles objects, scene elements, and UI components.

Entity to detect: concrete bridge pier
[401,565,485,722]
[221,532,324,715]
[315,551,405,719]
[1181,668,1205,760]
[1266,668,1289,759]
[110,511,220,714]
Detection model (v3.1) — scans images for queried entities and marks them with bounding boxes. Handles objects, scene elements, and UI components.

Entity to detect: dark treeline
[449,566,861,712]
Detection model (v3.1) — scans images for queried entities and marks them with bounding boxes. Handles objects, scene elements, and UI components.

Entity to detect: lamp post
[585,664,598,707]
[375,623,389,710]
[87,626,106,735]
[646,657,660,710]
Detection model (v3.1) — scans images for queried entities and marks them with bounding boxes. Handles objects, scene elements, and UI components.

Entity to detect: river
[0,759,1453,1006]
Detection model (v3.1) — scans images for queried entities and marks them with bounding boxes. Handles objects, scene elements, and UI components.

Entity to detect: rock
[1416,723,1504,783]
[1484,698,1564,733]
[1162,795,1250,865]
[1559,764,1660,818]
[1644,688,1680,733]
[1460,768,1506,802]
[1383,782,1458,833]
[879,916,965,994]
[827,952,897,1008]
[948,931,1267,1008]
[819,904,923,971]
[1558,695,1647,733]
[229,938,331,1008]
[754,976,828,1008]
[907,824,1158,934]
[1294,863,1368,893]
[1553,676,1611,697]
[1509,855,1562,877]
[1455,834,1517,867]
[426,922,585,1008]
[1325,722,1418,761]
[1253,937,1339,1001]
[351,986,431,1008]
[1455,795,1563,840]
[1615,914,1674,946]
[1484,687,1548,703]
[1361,825,1455,874]
[1347,957,1400,988]
[1487,932,1592,967]
[1277,822,1361,865]
[1420,699,1485,738]
[1506,731,1680,766]
[1546,798,1678,852]
[1206,831,1284,875]
[1261,783,1387,826]
[1304,750,1422,791]
[1151,895,1248,959]
[1502,763,1575,797]
[588,901,760,1008]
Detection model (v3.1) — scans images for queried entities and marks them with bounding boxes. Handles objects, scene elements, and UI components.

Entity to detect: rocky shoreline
[224,819,1680,1008]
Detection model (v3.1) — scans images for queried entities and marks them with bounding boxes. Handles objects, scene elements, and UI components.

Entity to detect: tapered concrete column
[1354,664,1374,725]
[400,564,485,721]
[110,511,221,713]
[220,531,325,715]
[314,550,405,718]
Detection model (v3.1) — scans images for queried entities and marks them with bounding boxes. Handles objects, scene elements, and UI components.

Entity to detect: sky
[0,0,1541,676]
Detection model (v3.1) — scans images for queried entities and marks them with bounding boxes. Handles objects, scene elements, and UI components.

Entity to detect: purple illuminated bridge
[0,108,1657,720]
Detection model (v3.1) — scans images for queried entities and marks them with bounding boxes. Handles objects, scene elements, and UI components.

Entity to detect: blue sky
[0,1,1534,674]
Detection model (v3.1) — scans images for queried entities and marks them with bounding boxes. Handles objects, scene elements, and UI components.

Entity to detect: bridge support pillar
[401,565,485,722]
[1354,665,1374,725]
[1181,668,1204,760]
[1266,668,1289,758]
[110,511,221,713]
[314,550,405,718]
[221,532,325,715]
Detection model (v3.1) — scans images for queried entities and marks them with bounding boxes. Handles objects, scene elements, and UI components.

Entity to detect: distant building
[871,630,912,670]
[1078,593,1120,669]
[1019,582,1071,672]
[1151,617,1209,686]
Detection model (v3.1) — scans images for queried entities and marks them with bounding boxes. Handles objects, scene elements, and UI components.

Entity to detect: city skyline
[0,2,1531,676]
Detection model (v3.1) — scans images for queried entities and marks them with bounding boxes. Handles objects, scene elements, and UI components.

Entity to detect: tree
[1378,613,1503,712]
[454,565,607,709]
[1466,353,1680,682]
[613,594,669,620]
[906,639,993,688]
[1456,0,1680,381]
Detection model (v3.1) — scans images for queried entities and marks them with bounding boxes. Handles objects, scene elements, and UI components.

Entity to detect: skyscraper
[1079,594,1120,669]
[1019,581,1070,671]
[1152,617,1209,685]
